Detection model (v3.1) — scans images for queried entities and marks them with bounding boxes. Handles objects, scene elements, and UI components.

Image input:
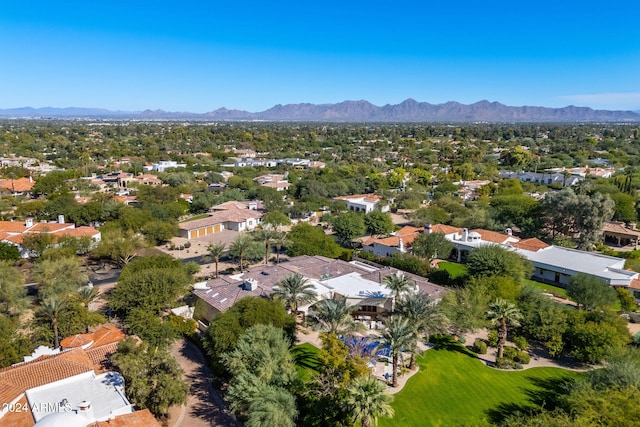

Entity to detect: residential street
[169,338,242,427]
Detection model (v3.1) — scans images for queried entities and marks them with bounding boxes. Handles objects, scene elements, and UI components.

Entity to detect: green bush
[458,336,466,344]
[512,335,528,351]
[168,315,198,338]
[473,340,487,354]
[514,362,523,370]
[514,351,531,364]
[487,329,499,347]
[495,357,514,369]
[503,346,518,360]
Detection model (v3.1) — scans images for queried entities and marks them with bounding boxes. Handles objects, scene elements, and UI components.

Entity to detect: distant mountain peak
[0,101,638,122]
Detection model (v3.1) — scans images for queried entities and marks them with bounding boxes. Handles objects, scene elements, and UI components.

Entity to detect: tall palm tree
[380,315,415,387]
[272,273,317,315]
[76,286,101,333]
[253,227,278,265]
[345,375,394,427]
[230,234,253,273]
[206,242,226,278]
[383,273,414,311]
[486,298,523,358]
[40,296,68,348]
[272,232,289,264]
[308,296,361,336]
[396,292,448,370]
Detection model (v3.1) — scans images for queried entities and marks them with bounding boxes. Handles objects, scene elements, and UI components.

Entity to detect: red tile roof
[0,177,35,193]
[95,409,161,427]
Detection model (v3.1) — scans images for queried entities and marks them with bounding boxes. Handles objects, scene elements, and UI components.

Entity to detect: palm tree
[253,227,278,265]
[272,232,289,264]
[486,298,523,358]
[230,234,253,273]
[380,315,415,387]
[272,273,317,315]
[246,386,298,427]
[396,292,448,370]
[383,272,414,311]
[40,296,68,348]
[76,286,101,333]
[206,242,226,278]
[345,375,394,427]
[308,296,361,336]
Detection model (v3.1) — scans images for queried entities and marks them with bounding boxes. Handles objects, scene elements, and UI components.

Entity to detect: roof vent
[243,278,258,291]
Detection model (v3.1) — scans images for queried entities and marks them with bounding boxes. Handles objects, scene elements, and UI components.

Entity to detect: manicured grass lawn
[291,343,320,382]
[525,279,569,299]
[436,262,468,279]
[379,341,582,427]
[180,214,210,223]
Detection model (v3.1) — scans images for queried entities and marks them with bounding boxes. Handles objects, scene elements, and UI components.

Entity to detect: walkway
[168,338,242,427]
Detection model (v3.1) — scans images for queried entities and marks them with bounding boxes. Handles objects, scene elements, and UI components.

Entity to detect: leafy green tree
[286,223,342,258]
[205,297,296,364]
[262,211,291,230]
[616,287,637,312]
[92,226,146,267]
[0,241,20,261]
[109,255,191,317]
[567,309,630,363]
[0,261,27,315]
[380,315,415,387]
[587,347,640,389]
[440,283,490,335]
[344,375,394,427]
[411,233,453,261]
[486,298,523,358]
[111,337,188,417]
[141,219,178,245]
[222,324,298,426]
[20,232,57,258]
[331,211,365,247]
[32,256,87,299]
[308,297,361,336]
[466,245,532,285]
[566,273,617,310]
[364,211,394,236]
[272,273,317,315]
[0,314,31,368]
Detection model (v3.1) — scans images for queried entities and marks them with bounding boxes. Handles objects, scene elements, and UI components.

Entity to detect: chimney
[77,401,94,421]
[462,228,469,242]
[58,215,65,224]
[25,218,34,228]
[506,228,512,236]
[424,223,432,234]
[398,238,404,252]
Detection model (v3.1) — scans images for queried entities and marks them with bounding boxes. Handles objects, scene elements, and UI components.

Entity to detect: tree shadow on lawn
[291,344,320,371]
[429,334,479,358]
[485,375,577,424]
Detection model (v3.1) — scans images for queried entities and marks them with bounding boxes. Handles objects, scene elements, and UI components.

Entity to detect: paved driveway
[169,338,242,427]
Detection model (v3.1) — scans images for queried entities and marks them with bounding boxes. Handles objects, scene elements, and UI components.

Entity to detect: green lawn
[180,214,210,223]
[436,262,468,279]
[379,340,582,427]
[525,279,569,299]
[291,342,320,382]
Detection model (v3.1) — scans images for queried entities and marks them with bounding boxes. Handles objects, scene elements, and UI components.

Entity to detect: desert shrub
[512,335,528,351]
[487,329,499,347]
[514,351,531,364]
[473,340,487,354]
[495,357,514,369]
[503,346,518,360]
[514,362,523,370]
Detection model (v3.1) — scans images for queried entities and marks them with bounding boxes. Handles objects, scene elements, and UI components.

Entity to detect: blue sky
[1,0,639,112]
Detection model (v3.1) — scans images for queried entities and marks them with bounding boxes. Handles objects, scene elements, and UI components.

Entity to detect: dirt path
[168,338,242,427]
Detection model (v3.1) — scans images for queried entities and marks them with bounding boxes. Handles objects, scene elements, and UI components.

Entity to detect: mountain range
[1,99,639,122]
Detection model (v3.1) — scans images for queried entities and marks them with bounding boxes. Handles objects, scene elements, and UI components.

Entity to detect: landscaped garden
[378,339,582,427]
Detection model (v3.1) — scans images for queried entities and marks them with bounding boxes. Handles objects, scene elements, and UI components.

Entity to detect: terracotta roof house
[602,221,640,248]
[0,217,101,258]
[0,177,35,195]
[0,326,153,427]
[193,255,447,328]
[178,201,264,239]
